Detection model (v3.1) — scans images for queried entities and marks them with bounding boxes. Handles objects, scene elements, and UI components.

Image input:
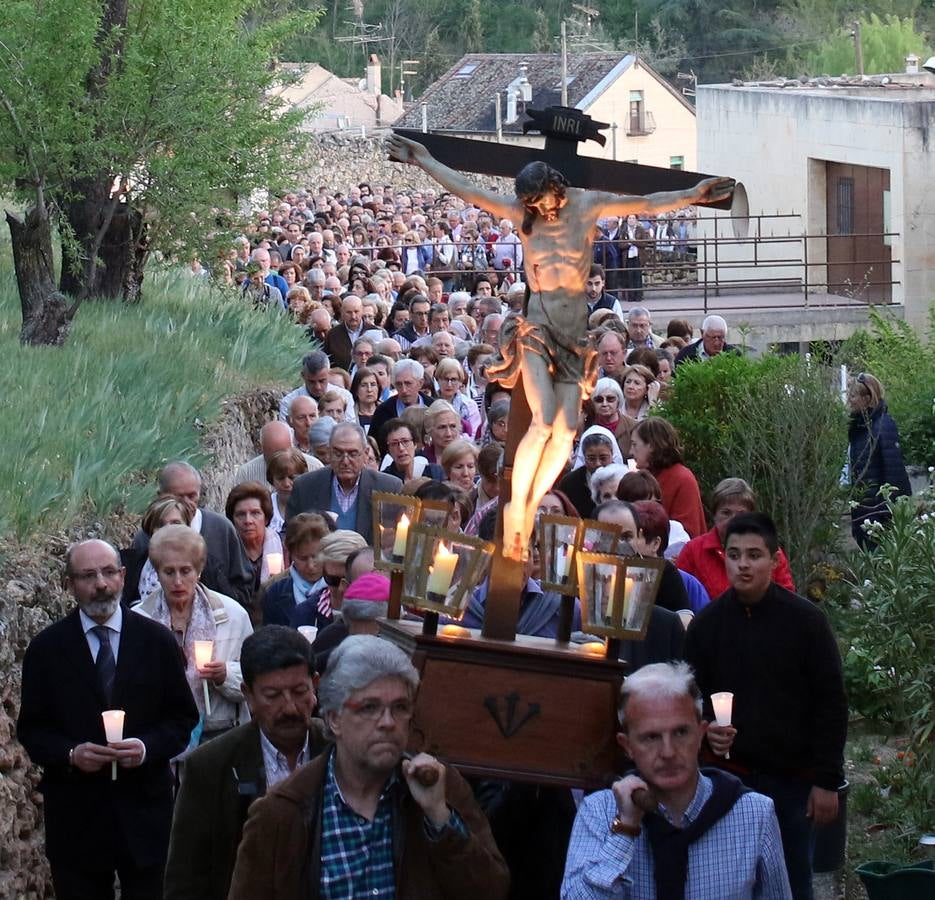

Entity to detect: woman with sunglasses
[847,371,912,548]
[584,376,637,459]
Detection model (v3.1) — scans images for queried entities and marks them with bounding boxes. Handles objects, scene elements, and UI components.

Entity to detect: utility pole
[852,21,864,76]
[561,22,568,106]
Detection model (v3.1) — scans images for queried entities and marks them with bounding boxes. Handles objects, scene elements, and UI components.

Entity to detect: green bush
[831,493,935,833]
[0,265,308,537]
[837,306,935,467]
[659,352,848,588]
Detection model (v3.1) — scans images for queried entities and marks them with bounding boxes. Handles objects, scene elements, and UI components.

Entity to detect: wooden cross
[394,108,732,642]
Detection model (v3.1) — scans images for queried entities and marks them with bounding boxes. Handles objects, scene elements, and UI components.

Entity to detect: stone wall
[0,387,282,899]
[302,132,514,197]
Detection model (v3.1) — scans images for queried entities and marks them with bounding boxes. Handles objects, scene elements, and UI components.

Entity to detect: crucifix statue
[388,112,733,571]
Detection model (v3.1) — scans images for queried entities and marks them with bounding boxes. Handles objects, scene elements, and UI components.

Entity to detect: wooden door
[826,163,891,302]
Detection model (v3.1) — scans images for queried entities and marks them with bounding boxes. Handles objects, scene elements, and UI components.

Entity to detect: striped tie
[93,625,116,705]
[316,587,332,619]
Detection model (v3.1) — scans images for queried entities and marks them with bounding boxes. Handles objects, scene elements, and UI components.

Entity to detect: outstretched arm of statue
[387,134,519,223]
[590,176,735,219]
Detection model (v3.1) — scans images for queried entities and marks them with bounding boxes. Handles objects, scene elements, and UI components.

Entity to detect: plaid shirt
[561,773,792,899]
[332,475,360,515]
[320,753,397,899]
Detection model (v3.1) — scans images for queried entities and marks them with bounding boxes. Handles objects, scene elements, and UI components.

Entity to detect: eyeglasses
[343,699,414,722]
[330,448,363,461]
[322,572,343,587]
[440,376,462,383]
[388,438,414,450]
[70,567,122,582]
[593,395,617,403]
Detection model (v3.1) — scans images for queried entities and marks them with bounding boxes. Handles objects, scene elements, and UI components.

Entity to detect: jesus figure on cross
[389,134,733,561]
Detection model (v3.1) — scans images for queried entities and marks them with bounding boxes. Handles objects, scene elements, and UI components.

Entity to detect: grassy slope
[0,262,307,538]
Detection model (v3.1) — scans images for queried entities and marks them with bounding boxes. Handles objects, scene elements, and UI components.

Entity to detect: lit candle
[426,542,459,597]
[101,709,125,780]
[627,458,638,472]
[393,513,410,558]
[298,625,318,643]
[555,544,573,580]
[265,552,284,577]
[604,569,617,622]
[193,640,214,716]
[581,640,606,655]
[440,624,470,638]
[711,691,734,759]
[622,575,635,624]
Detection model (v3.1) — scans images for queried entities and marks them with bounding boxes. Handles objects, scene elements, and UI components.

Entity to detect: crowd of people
[16,174,914,900]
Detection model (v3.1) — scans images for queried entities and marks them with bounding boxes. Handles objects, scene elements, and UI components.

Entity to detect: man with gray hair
[368,358,433,456]
[561,662,790,900]
[286,423,401,540]
[675,314,739,367]
[625,307,665,350]
[229,636,509,900]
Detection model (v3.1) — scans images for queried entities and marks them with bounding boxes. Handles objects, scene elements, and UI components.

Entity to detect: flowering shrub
[834,491,935,833]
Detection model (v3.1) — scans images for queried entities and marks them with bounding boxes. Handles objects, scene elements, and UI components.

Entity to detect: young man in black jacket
[683,512,847,900]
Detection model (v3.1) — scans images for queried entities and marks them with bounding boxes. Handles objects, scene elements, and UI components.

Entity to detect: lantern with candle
[574,551,664,657]
[537,515,583,596]
[400,523,494,634]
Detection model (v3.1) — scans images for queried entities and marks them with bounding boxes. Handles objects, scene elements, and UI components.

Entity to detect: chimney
[905,54,920,74]
[366,54,381,96]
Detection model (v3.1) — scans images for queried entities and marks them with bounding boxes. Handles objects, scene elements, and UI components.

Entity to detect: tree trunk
[59,178,146,303]
[6,204,74,346]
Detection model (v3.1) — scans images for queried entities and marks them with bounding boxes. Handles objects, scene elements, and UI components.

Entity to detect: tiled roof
[396,52,635,132]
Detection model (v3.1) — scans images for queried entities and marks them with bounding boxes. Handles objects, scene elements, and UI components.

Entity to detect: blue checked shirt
[320,753,397,899]
[561,773,792,899]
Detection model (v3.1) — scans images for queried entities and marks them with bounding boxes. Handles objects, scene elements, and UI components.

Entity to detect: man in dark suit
[126,461,254,607]
[368,358,434,456]
[164,626,329,900]
[286,422,401,540]
[674,314,740,367]
[17,540,198,900]
[321,294,363,371]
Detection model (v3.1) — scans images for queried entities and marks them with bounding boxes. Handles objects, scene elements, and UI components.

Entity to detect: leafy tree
[0,0,317,344]
[801,13,932,75]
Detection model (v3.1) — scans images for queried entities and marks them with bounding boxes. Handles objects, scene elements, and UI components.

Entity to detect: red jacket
[676,526,796,599]
[655,463,707,539]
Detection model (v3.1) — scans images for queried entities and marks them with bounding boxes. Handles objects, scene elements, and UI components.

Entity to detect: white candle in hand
[265,552,284,577]
[711,691,734,759]
[393,513,410,558]
[101,709,125,780]
[426,542,458,597]
[193,641,214,717]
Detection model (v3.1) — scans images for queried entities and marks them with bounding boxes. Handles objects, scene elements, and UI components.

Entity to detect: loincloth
[487,313,598,399]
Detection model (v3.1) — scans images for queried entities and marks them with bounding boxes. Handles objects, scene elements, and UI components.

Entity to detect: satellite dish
[731,181,750,239]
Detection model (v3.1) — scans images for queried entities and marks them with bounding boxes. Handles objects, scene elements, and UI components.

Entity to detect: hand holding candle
[194,640,214,716]
[265,551,284,577]
[101,709,125,780]
[710,691,735,759]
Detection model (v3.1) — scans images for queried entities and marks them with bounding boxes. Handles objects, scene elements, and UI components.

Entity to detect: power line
[678,37,827,62]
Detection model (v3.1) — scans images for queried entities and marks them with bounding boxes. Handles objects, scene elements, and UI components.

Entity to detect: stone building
[696,70,935,332]
[395,52,697,171]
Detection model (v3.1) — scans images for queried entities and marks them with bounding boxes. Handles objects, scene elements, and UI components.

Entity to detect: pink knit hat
[344,573,391,603]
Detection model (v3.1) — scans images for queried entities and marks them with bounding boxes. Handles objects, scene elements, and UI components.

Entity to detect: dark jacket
[228,750,510,900]
[848,402,911,542]
[285,467,402,541]
[369,393,435,456]
[129,509,254,608]
[263,574,332,628]
[164,720,329,900]
[616,605,686,672]
[557,467,595,519]
[321,324,354,372]
[674,339,741,367]
[683,583,847,790]
[17,608,198,869]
